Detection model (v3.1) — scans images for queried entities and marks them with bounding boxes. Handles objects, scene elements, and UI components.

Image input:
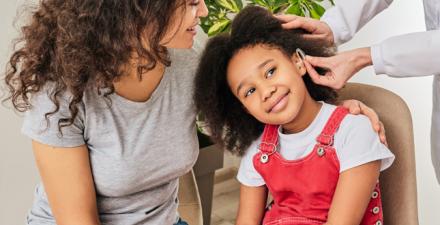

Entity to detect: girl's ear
[291,48,307,76]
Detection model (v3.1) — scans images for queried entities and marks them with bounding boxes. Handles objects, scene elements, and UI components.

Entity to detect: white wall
[1,1,40,225]
[0,0,438,225]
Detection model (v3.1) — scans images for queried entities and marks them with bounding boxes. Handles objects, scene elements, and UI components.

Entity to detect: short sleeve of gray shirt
[22,85,86,147]
[22,46,202,225]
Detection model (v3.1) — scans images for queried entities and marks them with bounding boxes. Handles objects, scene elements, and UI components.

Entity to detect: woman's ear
[291,48,307,76]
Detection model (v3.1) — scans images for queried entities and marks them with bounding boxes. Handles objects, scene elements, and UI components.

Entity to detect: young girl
[194,6,394,225]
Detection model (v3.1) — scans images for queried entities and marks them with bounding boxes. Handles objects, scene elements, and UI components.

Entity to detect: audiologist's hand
[303,47,373,90]
[274,14,334,45]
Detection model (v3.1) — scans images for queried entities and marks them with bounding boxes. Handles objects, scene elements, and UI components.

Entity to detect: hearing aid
[295,48,306,61]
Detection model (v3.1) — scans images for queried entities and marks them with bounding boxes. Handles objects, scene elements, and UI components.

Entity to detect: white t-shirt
[237,103,395,187]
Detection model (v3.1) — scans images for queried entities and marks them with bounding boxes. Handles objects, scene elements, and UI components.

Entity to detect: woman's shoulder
[22,82,87,147]
[29,82,83,110]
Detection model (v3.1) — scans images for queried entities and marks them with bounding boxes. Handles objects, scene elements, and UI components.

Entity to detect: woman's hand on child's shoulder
[340,99,387,146]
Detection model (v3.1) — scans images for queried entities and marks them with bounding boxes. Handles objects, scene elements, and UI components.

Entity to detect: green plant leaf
[201,0,332,36]
[216,0,241,13]
[311,1,325,17]
[286,1,304,16]
[302,1,319,19]
[271,0,290,13]
[309,8,320,19]
[208,19,231,36]
[248,0,271,8]
[235,0,244,9]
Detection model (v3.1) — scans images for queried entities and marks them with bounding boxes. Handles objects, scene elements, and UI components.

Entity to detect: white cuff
[371,44,387,75]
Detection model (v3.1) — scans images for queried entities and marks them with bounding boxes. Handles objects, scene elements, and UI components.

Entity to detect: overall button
[375,220,382,225]
[317,147,325,156]
[372,191,379,199]
[372,206,380,214]
[260,154,269,163]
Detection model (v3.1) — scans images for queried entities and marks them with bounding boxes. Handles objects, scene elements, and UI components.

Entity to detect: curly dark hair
[194,6,337,155]
[3,0,187,132]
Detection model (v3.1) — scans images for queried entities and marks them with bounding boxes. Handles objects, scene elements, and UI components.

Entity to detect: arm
[235,185,268,225]
[321,0,393,45]
[305,29,440,89]
[372,30,440,77]
[276,0,393,46]
[33,141,101,225]
[325,160,381,225]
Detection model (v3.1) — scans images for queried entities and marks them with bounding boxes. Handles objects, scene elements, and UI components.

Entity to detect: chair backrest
[178,170,203,225]
[337,82,419,225]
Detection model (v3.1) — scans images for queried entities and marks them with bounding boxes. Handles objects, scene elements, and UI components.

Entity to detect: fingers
[274,14,317,33]
[273,14,300,23]
[342,100,361,114]
[378,121,388,147]
[306,55,349,90]
[356,101,385,141]
[304,59,327,86]
[304,56,337,88]
[305,55,330,68]
[358,102,381,133]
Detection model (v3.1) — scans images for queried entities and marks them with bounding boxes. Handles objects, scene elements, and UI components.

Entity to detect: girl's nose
[262,85,277,102]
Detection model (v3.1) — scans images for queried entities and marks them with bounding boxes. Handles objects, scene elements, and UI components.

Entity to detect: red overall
[253,107,383,225]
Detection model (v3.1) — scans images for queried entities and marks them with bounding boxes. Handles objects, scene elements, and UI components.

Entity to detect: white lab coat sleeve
[371,30,440,77]
[320,0,394,45]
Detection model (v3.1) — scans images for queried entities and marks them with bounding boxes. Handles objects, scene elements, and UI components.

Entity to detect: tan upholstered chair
[338,82,419,225]
[178,170,203,225]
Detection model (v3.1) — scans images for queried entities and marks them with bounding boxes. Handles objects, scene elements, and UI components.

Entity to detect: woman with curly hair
[194,6,394,225]
[4,0,207,224]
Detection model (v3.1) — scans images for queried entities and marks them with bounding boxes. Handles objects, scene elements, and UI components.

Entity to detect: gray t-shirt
[22,47,201,225]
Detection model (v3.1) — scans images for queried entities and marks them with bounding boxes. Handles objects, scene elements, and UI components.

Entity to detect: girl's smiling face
[227,45,308,125]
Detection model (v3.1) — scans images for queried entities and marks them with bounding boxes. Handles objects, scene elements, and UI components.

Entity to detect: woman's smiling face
[227,45,308,125]
[161,0,208,49]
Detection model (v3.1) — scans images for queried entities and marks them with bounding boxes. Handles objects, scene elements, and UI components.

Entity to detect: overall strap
[259,124,279,154]
[316,106,349,146]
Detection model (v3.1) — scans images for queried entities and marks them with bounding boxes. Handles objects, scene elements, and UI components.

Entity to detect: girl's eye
[245,88,256,97]
[266,68,276,78]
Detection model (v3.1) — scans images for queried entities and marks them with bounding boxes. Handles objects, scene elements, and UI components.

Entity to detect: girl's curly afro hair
[194,5,337,155]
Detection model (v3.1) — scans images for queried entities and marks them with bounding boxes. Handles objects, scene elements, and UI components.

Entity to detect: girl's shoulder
[320,102,373,136]
[338,113,373,136]
[333,111,394,173]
